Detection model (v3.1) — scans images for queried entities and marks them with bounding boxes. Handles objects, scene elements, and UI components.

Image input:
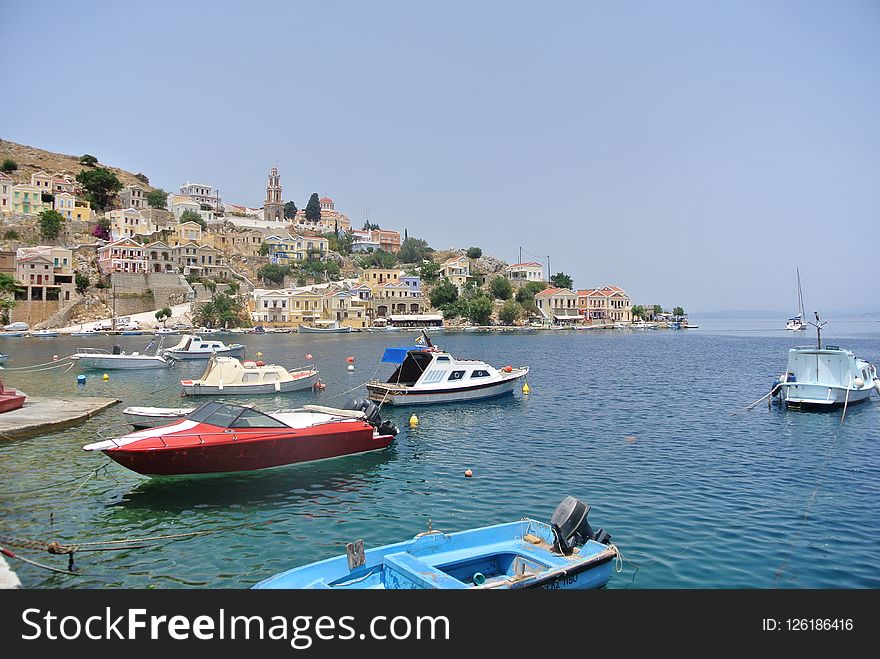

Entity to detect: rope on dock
[1,545,79,576]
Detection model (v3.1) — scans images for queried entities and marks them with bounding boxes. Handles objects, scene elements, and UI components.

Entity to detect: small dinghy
[253,496,617,590]
[180,356,319,395]
[0,378,26,413]
[163,334,246,360]
[122,406,195,429]
[298,321,353,333]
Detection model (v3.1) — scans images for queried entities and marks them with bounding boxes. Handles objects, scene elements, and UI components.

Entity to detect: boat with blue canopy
[253,496,618,590]
[365,331,529,405]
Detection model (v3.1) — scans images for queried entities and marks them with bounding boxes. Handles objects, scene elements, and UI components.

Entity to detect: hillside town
[0,142,686,331]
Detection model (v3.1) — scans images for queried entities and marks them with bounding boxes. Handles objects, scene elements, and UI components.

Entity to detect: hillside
[0,138,153,190]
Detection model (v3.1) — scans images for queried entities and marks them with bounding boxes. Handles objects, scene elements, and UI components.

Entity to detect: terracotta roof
[535,287,562,297]
[319,196,333,203]
[509,262,542,268]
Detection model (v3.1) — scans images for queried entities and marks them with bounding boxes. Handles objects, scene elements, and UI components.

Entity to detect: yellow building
[169,221,204,245]
[252,289,324,327]
[360,268,401,289]
[10,184,49,215]
[440,256,471,292]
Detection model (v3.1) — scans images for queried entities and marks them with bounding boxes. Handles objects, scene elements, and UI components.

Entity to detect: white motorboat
[30,329,59,337]
[71,341,171,370]
[366,332,529,405]
[786,269,807,331]
[772,313,880,409]
[163,334,246,360]
[123,406,196,428]
[180,356,319,395]
[298,321,353,334]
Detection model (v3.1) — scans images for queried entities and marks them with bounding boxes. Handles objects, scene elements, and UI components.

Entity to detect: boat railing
[75,347,112,355]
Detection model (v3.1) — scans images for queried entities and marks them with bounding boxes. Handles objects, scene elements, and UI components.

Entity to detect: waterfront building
[535,287,580,325]
[400,274,421,296]
[577,286,632,323]
[322,290,368,328]
[360,267,401,289]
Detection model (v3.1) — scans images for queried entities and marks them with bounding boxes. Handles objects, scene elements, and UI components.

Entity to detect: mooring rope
[0,356,76,371]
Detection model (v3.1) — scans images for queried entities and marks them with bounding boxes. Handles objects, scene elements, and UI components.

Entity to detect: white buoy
[853,377,865,389]
[347,364,355,372]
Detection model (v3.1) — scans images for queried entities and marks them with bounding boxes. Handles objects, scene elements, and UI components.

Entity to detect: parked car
[3,322,29,331]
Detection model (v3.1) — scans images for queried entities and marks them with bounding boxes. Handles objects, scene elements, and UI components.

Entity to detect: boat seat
[383,552,467,589]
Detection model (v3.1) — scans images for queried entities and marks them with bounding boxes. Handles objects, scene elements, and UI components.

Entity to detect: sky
[3,1,879,313]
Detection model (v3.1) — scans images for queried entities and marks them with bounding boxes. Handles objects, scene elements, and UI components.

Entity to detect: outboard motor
[343,398,399,437]
[549,496,611,555]
[112,345,122,355]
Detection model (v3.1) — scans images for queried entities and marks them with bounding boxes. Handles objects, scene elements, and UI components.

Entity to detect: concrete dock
[0,396,120,440]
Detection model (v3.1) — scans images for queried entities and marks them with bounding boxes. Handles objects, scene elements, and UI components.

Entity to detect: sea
[1,318,878,589]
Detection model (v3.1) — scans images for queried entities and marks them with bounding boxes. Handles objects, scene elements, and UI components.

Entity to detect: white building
[180,181,222,210]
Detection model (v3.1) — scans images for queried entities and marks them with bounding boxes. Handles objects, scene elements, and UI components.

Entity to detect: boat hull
[366,372,525,405]
[166,345,246,360]
[181,371,319,396]
[298,326,352,333]
[100,427,394,476]
[73,356,169,370]
[123,407,193,428]
[781,383,875,408]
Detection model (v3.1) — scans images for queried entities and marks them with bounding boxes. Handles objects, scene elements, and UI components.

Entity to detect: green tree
[515,280,547,304]
[3,229,19,240]
[155,306,173,326]
[39,209,64,240]
[284,201,298,219]
[75,272,90,293]
[258,242,271,256]
[75,167,122,210]
[0,297,15,325]
[489,275,513,300]
[355,249,398,269]
[466,246,482,259]
[440,298,468,320]
[257,263,290,285]
[146,188,168,208]
[1,159,17,173]
[498,299,522,325]
[362,221,380,231]
[305,193,322,223]
[419,260,440,283]
[631,305,645,320]
[550,272,574,290]
[180,209,207,230]
[398,237,430,263]
[0,273,19,324]
[79,154,98,166]
[653,304,663,317]
[326,229,353,255]
[468,296,493,325]
[430,278,459,308]
[673,306,685,317]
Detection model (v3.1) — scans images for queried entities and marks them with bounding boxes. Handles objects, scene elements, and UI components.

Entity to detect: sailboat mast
[796,268,805,318]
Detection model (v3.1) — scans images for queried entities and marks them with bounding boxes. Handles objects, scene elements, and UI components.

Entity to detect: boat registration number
[541,573,578,589]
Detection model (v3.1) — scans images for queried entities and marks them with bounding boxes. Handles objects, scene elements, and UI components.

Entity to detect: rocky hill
[0,138,153,189]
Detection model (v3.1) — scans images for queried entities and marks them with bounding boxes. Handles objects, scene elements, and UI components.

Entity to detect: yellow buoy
[409,414,419,427]
[256,351,263,358]
[522,382,530,395]
[102,373,110,381]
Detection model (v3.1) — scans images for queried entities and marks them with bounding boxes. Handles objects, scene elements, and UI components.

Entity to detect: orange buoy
[502,365,513,373]
[305,353,313,360]
[346,356,355,363]
[255,360,266,366]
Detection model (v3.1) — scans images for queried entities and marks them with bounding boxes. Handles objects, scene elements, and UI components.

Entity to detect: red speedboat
[84,400,398,476]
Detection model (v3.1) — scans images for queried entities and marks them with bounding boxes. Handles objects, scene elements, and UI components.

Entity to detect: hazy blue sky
[3,1,878,313]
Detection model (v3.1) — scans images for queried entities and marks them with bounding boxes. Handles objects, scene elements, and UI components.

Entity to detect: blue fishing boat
[253,497,618,590]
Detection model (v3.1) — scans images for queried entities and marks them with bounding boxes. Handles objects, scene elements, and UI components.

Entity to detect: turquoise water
[1,320,879,588]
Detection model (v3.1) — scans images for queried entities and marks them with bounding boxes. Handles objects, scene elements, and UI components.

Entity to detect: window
[448,370,465,381]
[471,370,490,378]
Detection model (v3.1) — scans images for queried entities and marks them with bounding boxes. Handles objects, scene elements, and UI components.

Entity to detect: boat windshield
[185,402,287,428]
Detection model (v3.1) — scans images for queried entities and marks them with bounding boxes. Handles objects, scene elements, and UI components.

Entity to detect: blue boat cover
[381,347,419,364]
